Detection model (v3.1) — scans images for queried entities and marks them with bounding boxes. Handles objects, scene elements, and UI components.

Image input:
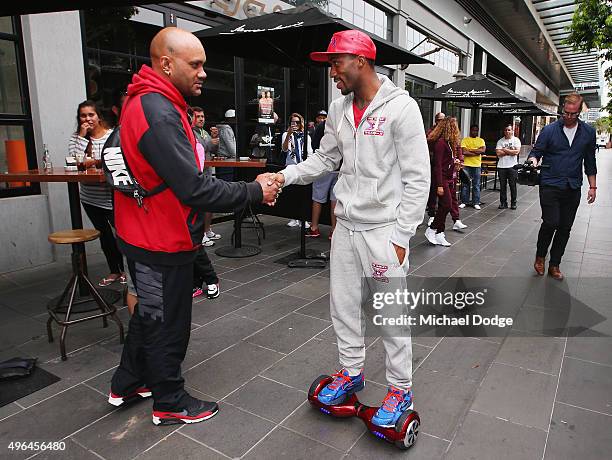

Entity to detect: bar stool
[47,229,124,360]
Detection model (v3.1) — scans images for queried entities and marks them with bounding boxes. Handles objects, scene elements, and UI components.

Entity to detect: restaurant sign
[442,88,493,98]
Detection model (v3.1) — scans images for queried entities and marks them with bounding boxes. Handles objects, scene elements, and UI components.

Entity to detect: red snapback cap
[310,30,376,62]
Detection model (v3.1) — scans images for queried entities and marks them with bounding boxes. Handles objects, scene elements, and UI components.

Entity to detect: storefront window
[442,101,462,129]
[327,0,392,40]
[405,75,434,130]
[406,25,458,74]
[0,16,37,198]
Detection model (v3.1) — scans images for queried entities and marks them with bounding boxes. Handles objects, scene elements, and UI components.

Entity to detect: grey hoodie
[281,76,430,249]
[216,122,236,158]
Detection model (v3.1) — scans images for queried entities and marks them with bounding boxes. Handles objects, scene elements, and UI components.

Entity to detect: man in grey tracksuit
[273,30,429,428]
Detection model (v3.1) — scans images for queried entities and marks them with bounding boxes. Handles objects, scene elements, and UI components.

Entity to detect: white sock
[344,367,362,377]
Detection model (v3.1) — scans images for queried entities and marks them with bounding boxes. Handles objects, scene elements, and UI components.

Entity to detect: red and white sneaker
[108,387,152,407]
[152,396,219,426]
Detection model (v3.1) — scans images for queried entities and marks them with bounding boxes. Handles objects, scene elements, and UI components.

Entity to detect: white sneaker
[435,232,452,247]
[459,203,466,209]
[453,220,467,230]
[287,219,300,227]
[425,227,439,245]
[201,235,214,247]
[206,283,220,299]
[474,204,481,210]
[305,221,311,229]
[427,216,434,226]
[205,230,221,240]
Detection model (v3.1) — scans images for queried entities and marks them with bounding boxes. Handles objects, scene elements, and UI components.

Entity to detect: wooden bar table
[208,158,267,258]
[2,168,120,304]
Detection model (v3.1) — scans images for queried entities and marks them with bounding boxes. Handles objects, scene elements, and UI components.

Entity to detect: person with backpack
[105,27,279,427]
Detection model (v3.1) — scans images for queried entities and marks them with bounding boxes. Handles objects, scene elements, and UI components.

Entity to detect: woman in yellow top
[459,124,486,210]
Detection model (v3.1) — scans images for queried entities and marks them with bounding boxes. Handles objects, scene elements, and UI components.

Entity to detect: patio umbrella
[195,5,431,67]
[418,73,529,107]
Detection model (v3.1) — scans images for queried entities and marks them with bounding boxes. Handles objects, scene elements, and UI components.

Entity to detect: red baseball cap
[310,30,377,62]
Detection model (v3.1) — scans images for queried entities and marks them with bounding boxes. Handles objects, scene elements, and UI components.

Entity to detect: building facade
[0,0,603,273]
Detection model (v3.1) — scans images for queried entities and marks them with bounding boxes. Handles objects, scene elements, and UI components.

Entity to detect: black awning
[195,5,431,67]
[419,73,529,106]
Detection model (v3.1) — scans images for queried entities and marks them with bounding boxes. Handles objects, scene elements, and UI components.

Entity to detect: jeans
[536,185,581,266]
[461,166,481,205]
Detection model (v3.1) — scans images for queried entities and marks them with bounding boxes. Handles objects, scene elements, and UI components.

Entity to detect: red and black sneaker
[152,396,219,426]
[108,387,152,407]
[305,228,321,238]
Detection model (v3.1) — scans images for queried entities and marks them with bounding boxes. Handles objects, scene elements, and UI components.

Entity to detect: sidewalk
[1,151,610,459]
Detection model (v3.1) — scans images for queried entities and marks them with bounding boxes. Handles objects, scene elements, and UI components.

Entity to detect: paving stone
[245,313,329,354]
[15,345,119,408]
[348,431,449,459]
[72,398,175,459]
[136,432,227,460]
[0,385,112,459]
[296,294,330,321]
[495,333,565,375]
[471,363,557,430]
[281,400,365,452]
[33,438,102,459]
[184,341,284,399]
[220,262,285,284]
[262,339,340,391]
[446,410,546,460]
[223,375,305,423]
[183,313,264,370]
[556,357,612,415]
[419,337,499,382]
[190,292,251,326]
[242,426,342,460]
[411,368,480,440]
[279,276,330,300]
[181,402,274,458]
[564,337,612,367]
[234,293,310,324]
[544,402,612,460]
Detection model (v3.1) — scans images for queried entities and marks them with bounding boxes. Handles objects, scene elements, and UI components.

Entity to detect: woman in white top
[68,100,125,287]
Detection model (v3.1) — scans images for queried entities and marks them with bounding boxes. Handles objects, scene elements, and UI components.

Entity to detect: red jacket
[432,138,459,187]
[115,65,262,265]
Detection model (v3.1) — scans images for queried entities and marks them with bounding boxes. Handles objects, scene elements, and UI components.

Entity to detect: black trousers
[498,167,518,206]
[82,203,124,274]
[111,259,193,411]
[536,185,581,266]
[193,247,219,289]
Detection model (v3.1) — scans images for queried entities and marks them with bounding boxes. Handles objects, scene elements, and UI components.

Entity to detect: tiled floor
[1,151,611,459]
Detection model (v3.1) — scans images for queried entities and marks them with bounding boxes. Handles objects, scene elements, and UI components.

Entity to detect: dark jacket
[529,119,596,189]
[115,65,262,265]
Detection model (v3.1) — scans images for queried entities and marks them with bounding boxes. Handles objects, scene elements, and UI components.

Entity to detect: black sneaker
[498,204,508,209]
[152,396,219,425]
[511,204,517,210]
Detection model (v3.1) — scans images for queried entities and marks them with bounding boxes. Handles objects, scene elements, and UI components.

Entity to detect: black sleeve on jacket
[138,94,263,212]
[583,126,597,177]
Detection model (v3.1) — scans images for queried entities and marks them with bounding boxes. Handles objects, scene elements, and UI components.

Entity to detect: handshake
[254,172,286,206]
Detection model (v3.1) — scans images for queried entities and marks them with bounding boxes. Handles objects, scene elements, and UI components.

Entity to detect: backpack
[101,126,167,207]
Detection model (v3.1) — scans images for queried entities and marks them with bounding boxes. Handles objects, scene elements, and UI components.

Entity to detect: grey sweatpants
[330,222,413,390]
